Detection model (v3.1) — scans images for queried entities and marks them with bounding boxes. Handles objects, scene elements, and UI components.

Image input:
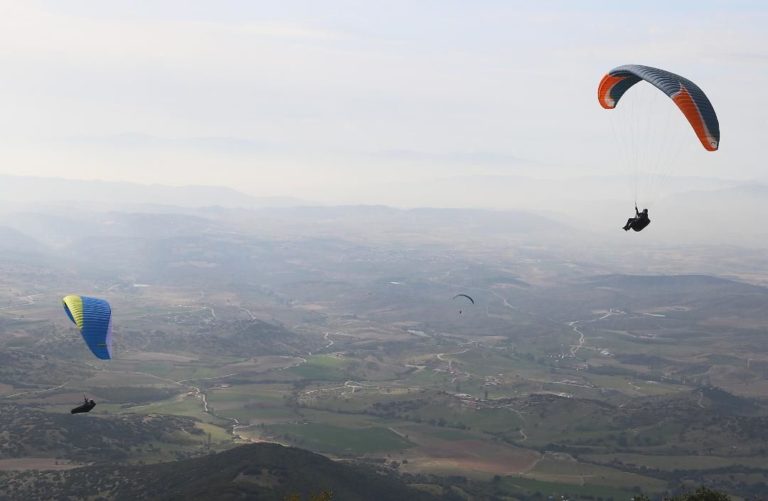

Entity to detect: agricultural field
[0,206,767,498]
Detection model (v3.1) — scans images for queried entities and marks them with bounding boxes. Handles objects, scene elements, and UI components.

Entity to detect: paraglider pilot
[71,395,96,414]
[623,206,650,232]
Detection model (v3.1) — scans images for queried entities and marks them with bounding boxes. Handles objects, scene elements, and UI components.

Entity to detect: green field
[499,475,638,500]
[288,355,350,381]
[584,453,768,471]
[266,423,414,454]
[1,208,768,499]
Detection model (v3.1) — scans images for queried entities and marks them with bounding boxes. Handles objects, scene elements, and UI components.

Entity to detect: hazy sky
[0,1,765,203]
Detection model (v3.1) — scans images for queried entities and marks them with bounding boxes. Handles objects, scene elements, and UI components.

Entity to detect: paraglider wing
[452,294,475,304]
[62,295,113,360]
[598,64,719,151]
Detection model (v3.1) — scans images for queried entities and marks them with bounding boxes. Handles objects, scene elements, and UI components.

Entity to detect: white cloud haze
[0,0,765,205]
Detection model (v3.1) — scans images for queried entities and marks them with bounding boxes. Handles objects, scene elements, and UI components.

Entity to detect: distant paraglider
[453,294,475,315]
[452,294,475,304]
[70,395,96,414]
[62,295,113,360]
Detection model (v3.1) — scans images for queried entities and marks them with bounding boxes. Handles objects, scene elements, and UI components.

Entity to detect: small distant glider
[452,294,475,314]
[71,395,96,414]
[452,294,475,304]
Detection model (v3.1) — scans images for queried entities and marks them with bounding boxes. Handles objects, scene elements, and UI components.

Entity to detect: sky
[0,0,765,204]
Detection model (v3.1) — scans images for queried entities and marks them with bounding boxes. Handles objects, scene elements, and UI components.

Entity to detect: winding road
[564,309,625,359]
[3,381,69,399]
[322,332,334,351]
[508,408,528,442]
[566,321,586,357]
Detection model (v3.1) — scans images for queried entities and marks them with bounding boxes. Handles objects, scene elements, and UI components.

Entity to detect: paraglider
[623,206,651,232]
[598,64,719,231]
[62,295,113,360]
[453,294,475,314]
[70,395,96,414]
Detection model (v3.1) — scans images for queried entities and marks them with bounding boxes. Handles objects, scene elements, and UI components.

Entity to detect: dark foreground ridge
[0,443,440,501]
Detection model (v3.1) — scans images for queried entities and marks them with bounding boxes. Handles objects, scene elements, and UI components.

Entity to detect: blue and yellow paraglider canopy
[62,295,113,360]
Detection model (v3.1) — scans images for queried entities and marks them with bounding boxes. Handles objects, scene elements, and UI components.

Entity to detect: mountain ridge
[0,443,445,501]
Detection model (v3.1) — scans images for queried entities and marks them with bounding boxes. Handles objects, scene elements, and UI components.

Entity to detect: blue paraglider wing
[62,295,113,360]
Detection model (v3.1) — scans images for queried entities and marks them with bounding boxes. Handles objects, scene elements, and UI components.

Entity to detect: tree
[670,488,730,501]
[284,491,333,501]
[633,487,730,501]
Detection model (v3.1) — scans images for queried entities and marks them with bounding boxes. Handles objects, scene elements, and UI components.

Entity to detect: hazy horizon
[0,1,765,206]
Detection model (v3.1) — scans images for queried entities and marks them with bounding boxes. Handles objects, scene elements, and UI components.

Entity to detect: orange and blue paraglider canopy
[598,64,719,151]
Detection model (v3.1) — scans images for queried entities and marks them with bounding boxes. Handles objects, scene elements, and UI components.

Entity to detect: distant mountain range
[0,173,755,211]
[0,174,311,209]
[363,173,748,209]
[1,173,766,248]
